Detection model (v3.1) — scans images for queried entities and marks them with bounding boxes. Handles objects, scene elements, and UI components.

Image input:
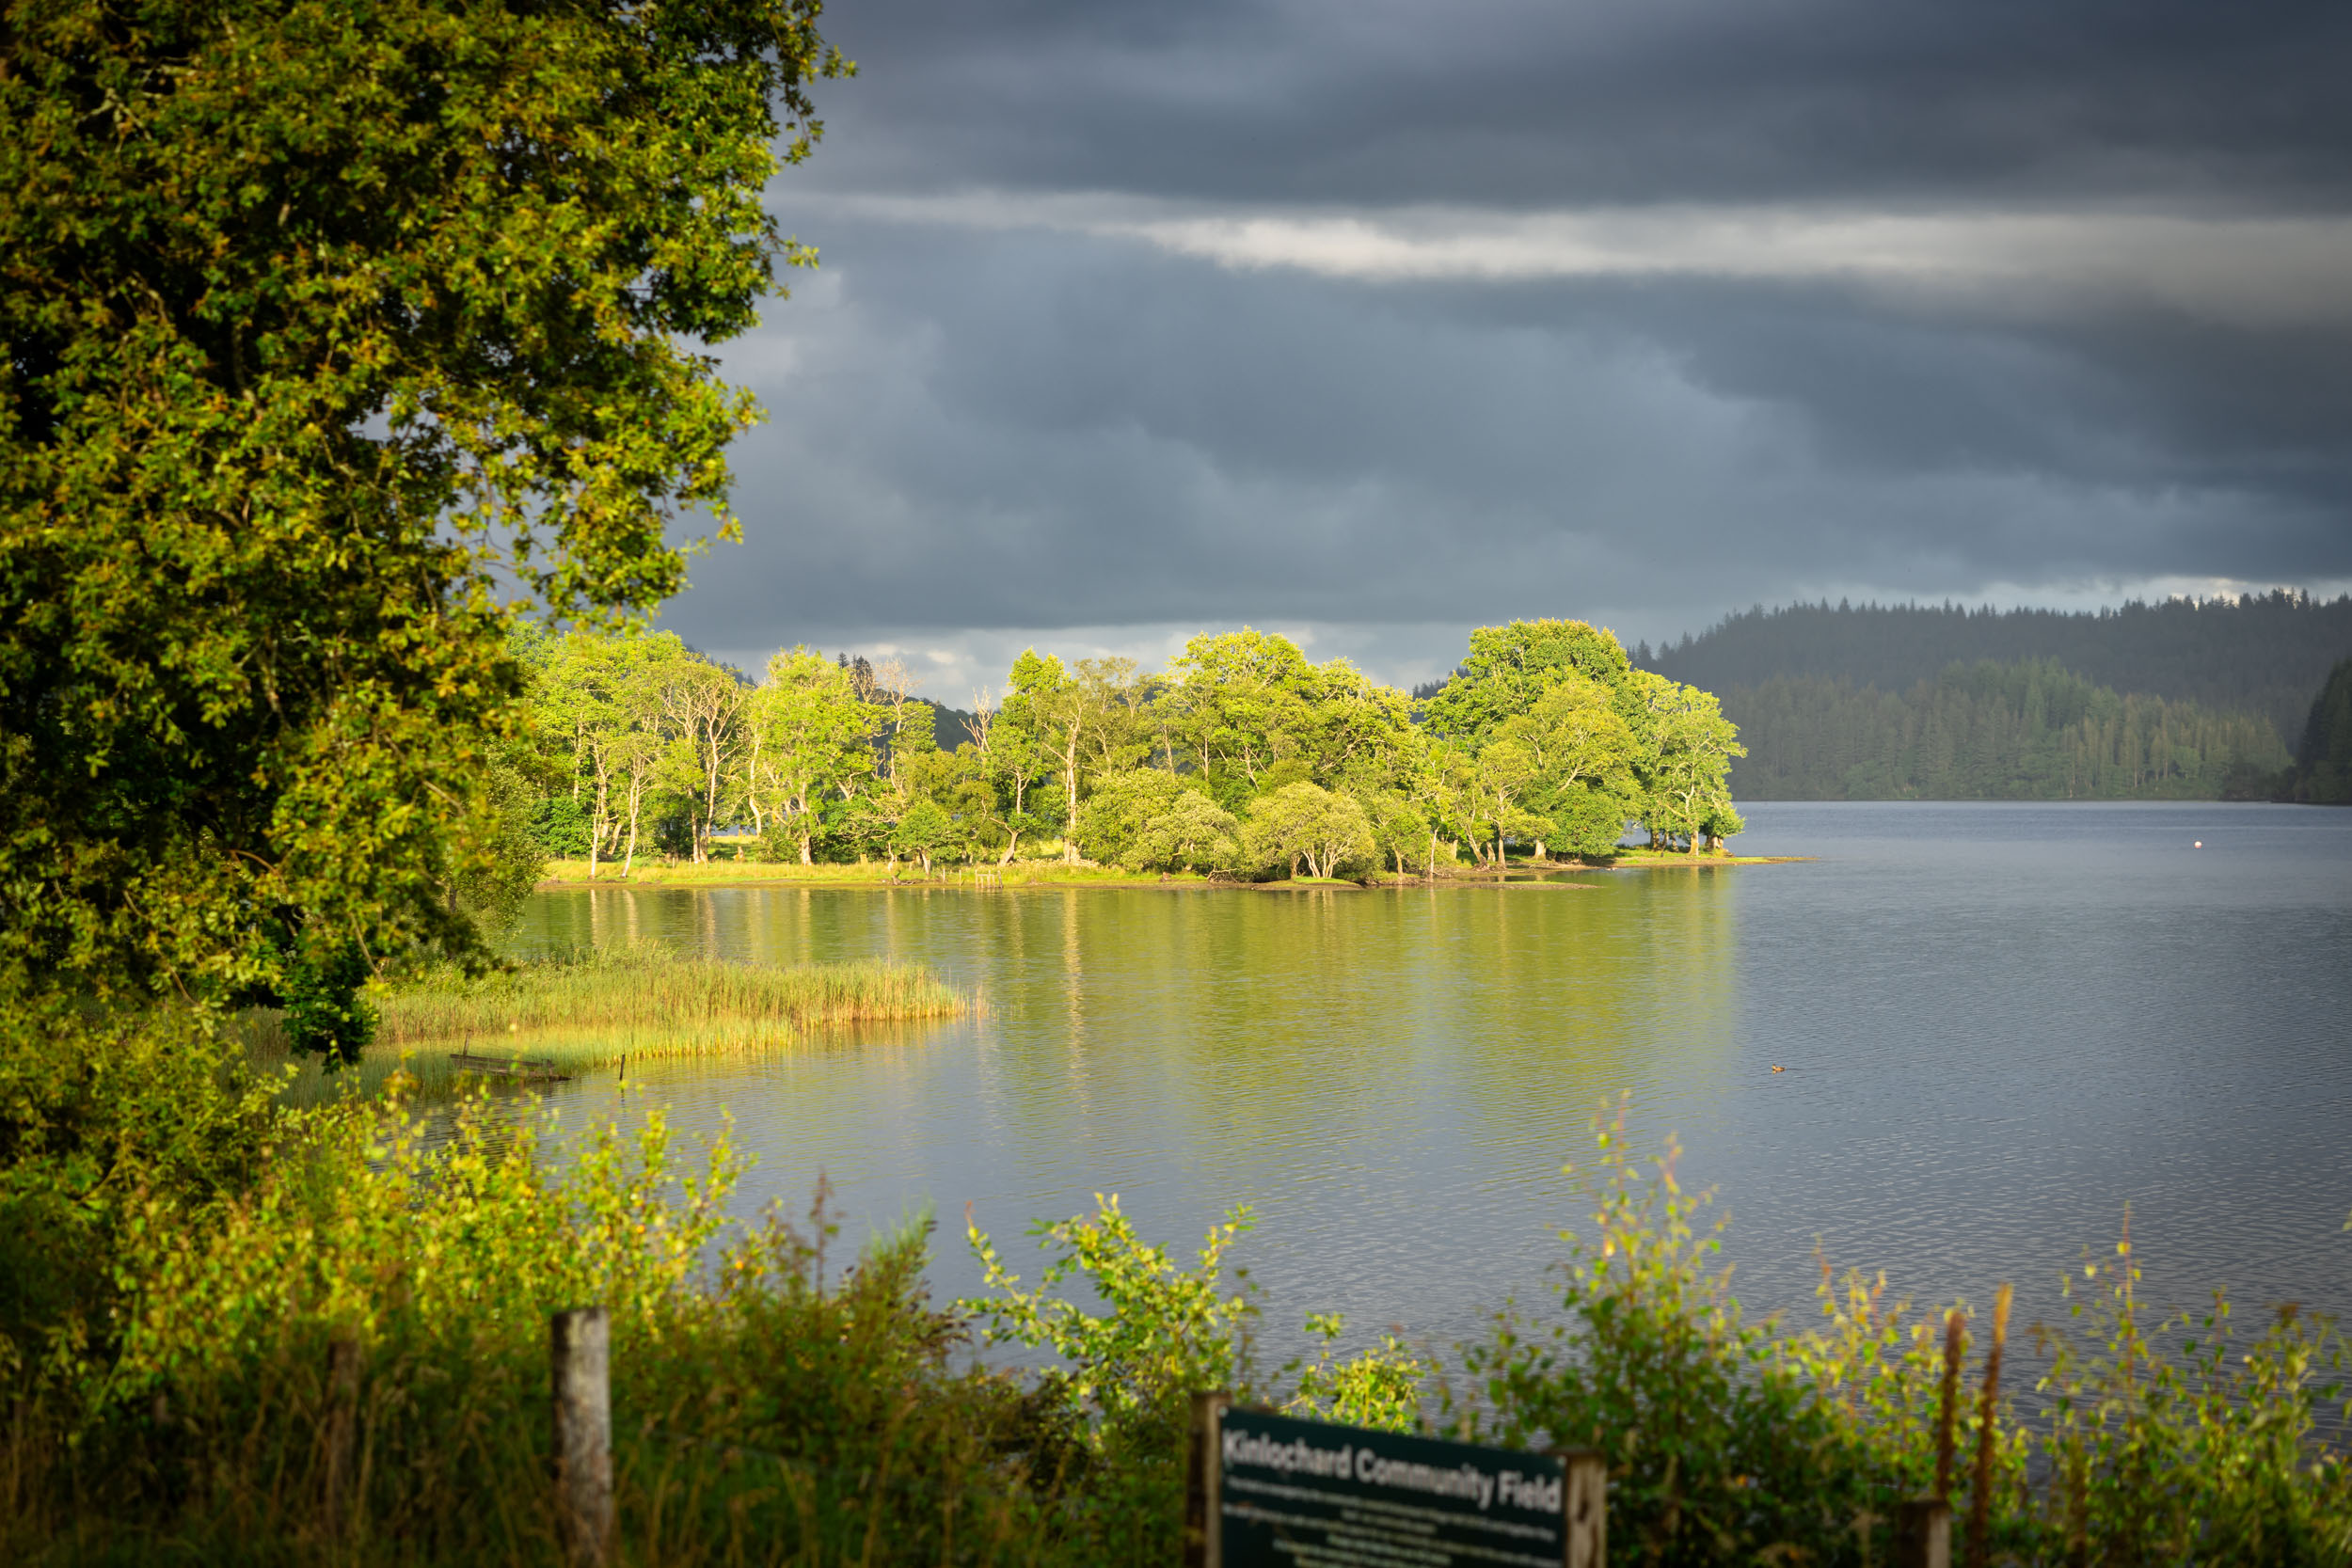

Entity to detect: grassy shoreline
[534,850,1806,891]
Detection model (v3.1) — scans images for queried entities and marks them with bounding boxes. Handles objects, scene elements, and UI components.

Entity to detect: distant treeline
[1638,592,2352,743]
[1722,659,2290,801]
[2285,657,2352,804]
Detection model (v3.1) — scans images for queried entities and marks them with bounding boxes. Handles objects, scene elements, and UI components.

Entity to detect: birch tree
[651,644,747,863]
[743,648,877,864]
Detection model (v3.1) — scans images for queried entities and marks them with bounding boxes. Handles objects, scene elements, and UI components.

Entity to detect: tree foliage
[0,0,849,1011]
[517,619,1749,877]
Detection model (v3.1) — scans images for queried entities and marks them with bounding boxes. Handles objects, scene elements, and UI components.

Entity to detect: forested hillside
[2287,657,2352,804]
[1638,592,2352,742]
[1724,660,2290,800]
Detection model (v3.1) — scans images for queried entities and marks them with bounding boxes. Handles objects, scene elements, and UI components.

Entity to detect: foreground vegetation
[4,1077,2344,1566]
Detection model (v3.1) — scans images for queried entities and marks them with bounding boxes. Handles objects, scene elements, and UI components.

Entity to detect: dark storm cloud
[680,216,2352,633]
[801,0,2352,210]
[665,0,2352,669]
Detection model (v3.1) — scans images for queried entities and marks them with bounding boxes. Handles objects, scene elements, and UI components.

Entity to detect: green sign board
[1214,1407,1585,1568]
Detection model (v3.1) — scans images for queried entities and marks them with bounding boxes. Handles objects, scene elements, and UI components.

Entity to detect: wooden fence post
[1555,1449,1607,1568]
[1895,1498,1950,1568]
[322,1334,360,1540]
[1183,1390,1230,1568]
[550,1307,614,1568]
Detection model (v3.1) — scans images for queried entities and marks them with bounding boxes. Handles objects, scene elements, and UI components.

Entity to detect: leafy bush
[1284,1312,1428,1431]
[1123,791,1243,873]
[2034,1221,2352,1563]
[1239,782,1375,879]
[1453,1117,1913,1561]
[527,794,595,857]
[964,1195,1258,1439]
[1452,1106,2352,1566]
[1075,769,1186,866]
[280,936,379,1063]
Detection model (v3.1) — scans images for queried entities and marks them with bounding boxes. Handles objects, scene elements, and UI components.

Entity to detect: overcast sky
[664,0,2352,693]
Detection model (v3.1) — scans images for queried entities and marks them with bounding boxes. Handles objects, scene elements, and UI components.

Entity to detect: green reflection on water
[514,878,1741,1201]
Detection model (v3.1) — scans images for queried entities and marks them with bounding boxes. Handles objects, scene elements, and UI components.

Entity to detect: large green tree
[1635,674,1746,851]
[1424,620,1651,858]
[0,0,846,1008]
[1422,618,1638,745]
[741,647,878,863]
[1496,672,1640,859]
[1162,629,1320,802]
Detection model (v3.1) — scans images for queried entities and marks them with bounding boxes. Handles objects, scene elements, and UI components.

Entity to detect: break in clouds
[666,0,2352,689]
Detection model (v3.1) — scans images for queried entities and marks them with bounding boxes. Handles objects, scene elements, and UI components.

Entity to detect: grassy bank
[539,856,1215,888]
[538,852,1801,891]
[1600,847,1805,867]
[240,948,966,1104]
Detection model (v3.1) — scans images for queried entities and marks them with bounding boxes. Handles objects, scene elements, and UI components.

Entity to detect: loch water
[516,800,2352,1357]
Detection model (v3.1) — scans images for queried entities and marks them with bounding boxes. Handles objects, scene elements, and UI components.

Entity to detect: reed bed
[238,949,966,1104]
[381,950,961,1041]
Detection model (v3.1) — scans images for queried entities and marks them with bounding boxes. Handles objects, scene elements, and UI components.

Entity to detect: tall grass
[238,948,966,1105]
[380,948,962,1048]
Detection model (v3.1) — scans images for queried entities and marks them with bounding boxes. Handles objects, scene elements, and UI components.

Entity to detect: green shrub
[281,936,379,1063]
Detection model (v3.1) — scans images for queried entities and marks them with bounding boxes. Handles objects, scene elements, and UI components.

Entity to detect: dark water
[516,801,2352,1358]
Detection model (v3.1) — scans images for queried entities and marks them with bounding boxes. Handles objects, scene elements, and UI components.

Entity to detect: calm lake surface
[516,801,2352,1357]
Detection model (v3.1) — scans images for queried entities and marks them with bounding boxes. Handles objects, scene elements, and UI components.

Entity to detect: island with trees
[513,617,1751,882]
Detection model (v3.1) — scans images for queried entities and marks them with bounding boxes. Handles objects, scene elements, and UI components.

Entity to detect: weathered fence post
[1183,1390,1231,1568]
[322,1334,360,1539]
[1556,1449,1607,1568]
[550,1307,614,1568]
[1895,1498,1950,1568]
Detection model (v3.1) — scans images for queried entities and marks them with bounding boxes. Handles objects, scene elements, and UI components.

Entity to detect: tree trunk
[622,785,642,880]
[790,788,816,863]
[587,790,602,883]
